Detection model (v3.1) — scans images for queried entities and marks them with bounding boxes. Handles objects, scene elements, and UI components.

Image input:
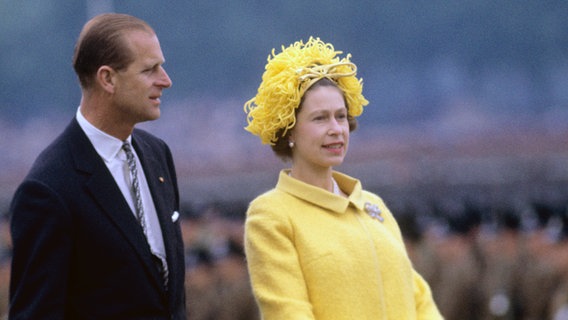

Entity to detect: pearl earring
[288,141,295,148]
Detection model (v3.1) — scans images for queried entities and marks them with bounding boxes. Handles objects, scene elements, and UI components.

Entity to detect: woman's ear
[287,132,295,148]
[287,132,294,143]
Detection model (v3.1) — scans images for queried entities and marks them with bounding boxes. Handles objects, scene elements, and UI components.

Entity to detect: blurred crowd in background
[396,197,568,320]
[1,194,567,320]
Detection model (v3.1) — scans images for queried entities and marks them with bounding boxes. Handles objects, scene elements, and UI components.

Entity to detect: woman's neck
[289,167,334,193]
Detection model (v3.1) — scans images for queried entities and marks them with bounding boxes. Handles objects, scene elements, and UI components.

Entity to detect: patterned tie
[122,141,169,289]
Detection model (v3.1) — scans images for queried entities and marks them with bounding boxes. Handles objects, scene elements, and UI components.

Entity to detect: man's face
[112,30,172,125]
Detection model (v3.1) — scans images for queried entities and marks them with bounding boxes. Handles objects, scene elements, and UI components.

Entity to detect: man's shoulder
[132,128,167,147]
[21,119,88,181]
[30,121,77,163]
[132,127,157,139]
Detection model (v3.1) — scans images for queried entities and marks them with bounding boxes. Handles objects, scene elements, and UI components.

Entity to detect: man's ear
[96,66,116,93]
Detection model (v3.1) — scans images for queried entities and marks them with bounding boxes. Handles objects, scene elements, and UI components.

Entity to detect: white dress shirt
[76,107,167,263]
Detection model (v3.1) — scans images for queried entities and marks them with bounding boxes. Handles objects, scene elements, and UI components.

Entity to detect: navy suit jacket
[9,118,186,319]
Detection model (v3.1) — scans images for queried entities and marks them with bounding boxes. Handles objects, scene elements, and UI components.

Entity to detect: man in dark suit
[9,13,186,319]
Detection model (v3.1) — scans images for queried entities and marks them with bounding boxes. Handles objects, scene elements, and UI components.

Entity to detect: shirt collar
[76,107,131,163]
[276,169,366,214]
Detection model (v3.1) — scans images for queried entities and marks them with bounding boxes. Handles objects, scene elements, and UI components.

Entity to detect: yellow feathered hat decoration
[244,37,369,145]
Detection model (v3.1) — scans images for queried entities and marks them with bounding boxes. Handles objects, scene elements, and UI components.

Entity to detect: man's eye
[144,66,158,73]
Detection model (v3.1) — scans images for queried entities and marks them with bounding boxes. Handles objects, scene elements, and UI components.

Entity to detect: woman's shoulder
[248,188,291,210]
[360,189,386,204]
[246,189,301,228]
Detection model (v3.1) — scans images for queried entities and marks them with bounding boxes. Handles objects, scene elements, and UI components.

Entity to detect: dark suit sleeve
[9,179,73,319]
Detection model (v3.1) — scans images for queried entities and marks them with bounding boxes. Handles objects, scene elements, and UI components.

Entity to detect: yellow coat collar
[276,169,367,214]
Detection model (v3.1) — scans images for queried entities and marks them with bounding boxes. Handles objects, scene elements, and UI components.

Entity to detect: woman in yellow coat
[243,37,442,320]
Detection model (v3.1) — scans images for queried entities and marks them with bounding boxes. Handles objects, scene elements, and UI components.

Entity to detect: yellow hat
[244,37,369,145]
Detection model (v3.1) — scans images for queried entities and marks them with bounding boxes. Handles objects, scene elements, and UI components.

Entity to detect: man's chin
[147,109,161,121]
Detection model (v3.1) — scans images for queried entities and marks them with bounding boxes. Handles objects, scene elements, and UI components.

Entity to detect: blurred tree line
[1,0,568,125]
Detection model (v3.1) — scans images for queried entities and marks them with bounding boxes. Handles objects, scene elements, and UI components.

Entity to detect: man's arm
[9,179,72,319]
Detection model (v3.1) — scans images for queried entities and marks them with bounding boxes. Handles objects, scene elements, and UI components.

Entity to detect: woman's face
[289,84,349,174]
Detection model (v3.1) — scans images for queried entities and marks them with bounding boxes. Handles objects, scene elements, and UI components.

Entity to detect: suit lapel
[132,135,178,275]
[132,134,185,307]
[67,120,165,292]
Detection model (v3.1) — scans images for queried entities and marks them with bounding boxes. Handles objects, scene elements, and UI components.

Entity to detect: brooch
[364,202,384,222]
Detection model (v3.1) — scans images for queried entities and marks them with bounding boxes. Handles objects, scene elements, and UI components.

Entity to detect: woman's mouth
[323,143,344,153]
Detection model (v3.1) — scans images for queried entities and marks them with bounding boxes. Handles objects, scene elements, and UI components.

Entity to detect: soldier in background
[214,239,260,320]
[185,248,218,320]
[546,205,568,320]
[478,205,523,319]
[396,201,442,291]
[431,199,484,320]
[516,202,565,319]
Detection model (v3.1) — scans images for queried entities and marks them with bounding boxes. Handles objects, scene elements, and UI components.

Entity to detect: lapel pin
[364,202,384,222]
[159,177,165,183]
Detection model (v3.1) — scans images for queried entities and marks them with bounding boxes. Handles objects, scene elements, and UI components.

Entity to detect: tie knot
[122,142,137,166]
[122,141,132,152]
[122,141,134,157]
